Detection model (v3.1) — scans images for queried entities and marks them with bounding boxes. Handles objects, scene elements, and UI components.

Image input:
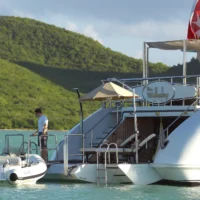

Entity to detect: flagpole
[183,40,187,85]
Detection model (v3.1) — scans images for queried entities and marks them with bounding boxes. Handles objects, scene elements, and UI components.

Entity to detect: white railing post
[27,137,31,167]
[135,134,139,164]
[143,42,147,85]
[82,134,85,164]
[64,135,68,176]
[63,133,85,176]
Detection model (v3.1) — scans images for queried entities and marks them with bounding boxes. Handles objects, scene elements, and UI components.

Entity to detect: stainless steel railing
[159,98,199,148]
[106,76,200,107]
[28,134,59,163]
[4,134,24,155]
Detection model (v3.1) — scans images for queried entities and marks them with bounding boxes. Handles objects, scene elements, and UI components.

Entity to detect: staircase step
[103,127,115,135]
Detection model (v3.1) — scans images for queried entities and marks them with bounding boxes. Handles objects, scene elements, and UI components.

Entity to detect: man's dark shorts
[38,132,48,148]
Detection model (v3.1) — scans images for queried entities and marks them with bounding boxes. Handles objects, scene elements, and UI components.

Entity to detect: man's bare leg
[41,148,48,163]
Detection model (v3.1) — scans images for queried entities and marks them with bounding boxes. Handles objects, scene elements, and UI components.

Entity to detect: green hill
[0,59,97,129]
[0,16,169,74]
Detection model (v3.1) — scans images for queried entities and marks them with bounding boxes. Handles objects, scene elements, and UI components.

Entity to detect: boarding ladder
[96,143,119,186]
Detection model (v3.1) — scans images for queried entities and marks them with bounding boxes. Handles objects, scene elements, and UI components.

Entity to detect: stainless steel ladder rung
[96,143,119,186]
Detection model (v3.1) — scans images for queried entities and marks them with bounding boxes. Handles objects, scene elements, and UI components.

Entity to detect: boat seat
[0,156,21,166]
[132,134,156,153]
[119,134,137,147]
[80,134,156,154]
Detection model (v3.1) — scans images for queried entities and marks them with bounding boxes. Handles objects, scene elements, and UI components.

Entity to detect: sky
[0,0,197,66]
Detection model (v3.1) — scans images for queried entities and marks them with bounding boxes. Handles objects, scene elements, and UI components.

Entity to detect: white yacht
[42,39,200,185]
[0,134,47,185]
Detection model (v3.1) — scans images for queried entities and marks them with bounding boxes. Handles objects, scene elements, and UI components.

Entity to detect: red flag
[187,0,200,39]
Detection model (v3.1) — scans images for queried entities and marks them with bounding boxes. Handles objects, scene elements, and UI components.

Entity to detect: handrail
[19,142,28,154]
[97,143,109,154]
[96,143,109,186]
[107,143,118,164]
[87,110,136,150]
[107,77,199,93]
[105,77,200,104]
[4,134,24,155]
[28,134,58,164]
[39,134,59,162]
[100,111,133,144]
[30,141,38,154]
[84,111,112,136]
[109,74,200,82]
[91,110,139,149]
[159,98,199,148]
[96,143,118,186]
[19,141,38,154]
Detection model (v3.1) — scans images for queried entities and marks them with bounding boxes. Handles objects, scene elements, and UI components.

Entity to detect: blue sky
[0,0,197,66]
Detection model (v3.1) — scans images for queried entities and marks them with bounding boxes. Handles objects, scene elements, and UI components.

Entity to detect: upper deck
[104,40,200,109]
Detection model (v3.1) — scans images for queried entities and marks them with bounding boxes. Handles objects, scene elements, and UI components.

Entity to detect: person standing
[32,108,48,162]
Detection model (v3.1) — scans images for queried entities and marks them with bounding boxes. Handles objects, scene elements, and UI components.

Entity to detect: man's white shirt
[38,115,48,132]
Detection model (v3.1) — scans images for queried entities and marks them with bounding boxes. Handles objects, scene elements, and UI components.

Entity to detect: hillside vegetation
[0,59,97,129]
[0,16,169,73]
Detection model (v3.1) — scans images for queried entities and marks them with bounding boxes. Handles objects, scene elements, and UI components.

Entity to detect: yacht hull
[44,163,131,184]
[118,164,162,185]
[152,164,200,182]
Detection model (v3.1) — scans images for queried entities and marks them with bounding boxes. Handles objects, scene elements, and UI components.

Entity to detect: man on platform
[32,108,48,162]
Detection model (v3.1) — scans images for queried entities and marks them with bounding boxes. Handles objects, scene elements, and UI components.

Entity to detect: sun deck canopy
[80,82,139,101]
[146,39,200,52]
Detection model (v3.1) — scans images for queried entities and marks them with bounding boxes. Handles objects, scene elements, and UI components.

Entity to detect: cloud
[105,19,187,40]
[134,50,143,59]
[0,0,189,44]
[2,8,104,44]
[82,25,104,44]
[12,10,34,18]
[0,0,191,66]
[0,0,192,25]
[66,21,78,32]
[64,20,103,44]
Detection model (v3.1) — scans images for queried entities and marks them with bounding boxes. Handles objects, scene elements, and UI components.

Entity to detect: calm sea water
[0,130,200,200]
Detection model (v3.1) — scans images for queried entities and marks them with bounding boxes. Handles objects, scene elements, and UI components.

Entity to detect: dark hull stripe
[153,180,200,187]
[18,170,47,180]
[113,174,126,177]
[106,167,118,169]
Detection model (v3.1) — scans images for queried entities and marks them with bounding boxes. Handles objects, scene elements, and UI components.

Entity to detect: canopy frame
[142,39,200,85]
